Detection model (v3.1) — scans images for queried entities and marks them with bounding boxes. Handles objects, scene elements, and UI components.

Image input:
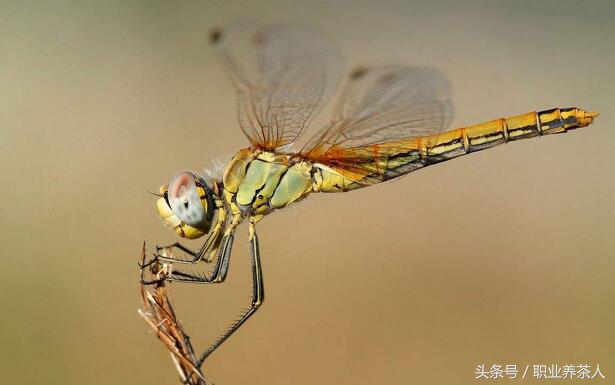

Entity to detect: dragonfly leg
[153,215,241,285]
[138,241,208,269]
[197,217,264,366]
[140,206,228,268]
[138,246,167,285]
[140,216,241,285]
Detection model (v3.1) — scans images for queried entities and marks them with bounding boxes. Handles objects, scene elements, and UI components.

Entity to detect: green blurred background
[1,1,613,384]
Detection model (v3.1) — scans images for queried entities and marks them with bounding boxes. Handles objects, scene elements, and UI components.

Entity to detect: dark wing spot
[350,67,368,80]
[209,27,223,44]
[379,73,396,83]
[252,31,266,47]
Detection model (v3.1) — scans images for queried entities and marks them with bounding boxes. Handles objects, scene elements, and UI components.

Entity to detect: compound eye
[167,171,206,227]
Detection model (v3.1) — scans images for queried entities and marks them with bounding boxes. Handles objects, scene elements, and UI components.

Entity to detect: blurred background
[1,1,614,384]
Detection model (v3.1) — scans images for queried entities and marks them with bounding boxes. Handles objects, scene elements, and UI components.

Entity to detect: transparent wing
[302,66,454,160]
[210,23,342,150]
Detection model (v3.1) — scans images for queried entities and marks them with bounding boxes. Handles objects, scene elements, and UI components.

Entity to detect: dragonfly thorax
[221,149,314,218]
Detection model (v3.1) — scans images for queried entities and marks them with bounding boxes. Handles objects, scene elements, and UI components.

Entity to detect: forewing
[302,66,454,160]
[210,23,342,150]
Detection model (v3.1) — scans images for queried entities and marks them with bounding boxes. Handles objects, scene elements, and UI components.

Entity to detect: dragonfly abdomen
[313,107,598,193]
[423,107,597,162]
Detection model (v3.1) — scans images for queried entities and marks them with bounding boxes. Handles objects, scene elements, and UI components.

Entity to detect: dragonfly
[140,23,599,369]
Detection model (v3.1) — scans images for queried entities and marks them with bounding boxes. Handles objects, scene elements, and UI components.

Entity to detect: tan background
[1,1,613,384]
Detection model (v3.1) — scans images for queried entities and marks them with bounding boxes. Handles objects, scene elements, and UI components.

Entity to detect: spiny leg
[138,237,214,270]
[140,206,228,268]
[140,215,240,286]
[197,217,264,367]
[156,229,221,265]
[140,233,232,285]
[168,232,234,284]
[163,215,241,284]
[138,234,221,284]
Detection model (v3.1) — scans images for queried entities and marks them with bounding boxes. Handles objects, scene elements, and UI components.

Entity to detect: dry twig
[138,243,209,385]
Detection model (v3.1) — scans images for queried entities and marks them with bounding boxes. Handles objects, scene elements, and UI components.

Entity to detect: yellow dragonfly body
[223,107,596,215]
[142,23,599,369]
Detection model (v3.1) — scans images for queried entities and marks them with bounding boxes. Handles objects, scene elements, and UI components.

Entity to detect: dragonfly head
[156,171,216,239]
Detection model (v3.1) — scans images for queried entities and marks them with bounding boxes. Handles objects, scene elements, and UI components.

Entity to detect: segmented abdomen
[313,107,598,192]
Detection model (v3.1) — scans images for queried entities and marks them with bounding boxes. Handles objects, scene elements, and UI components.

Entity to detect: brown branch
[138,243,209,385]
